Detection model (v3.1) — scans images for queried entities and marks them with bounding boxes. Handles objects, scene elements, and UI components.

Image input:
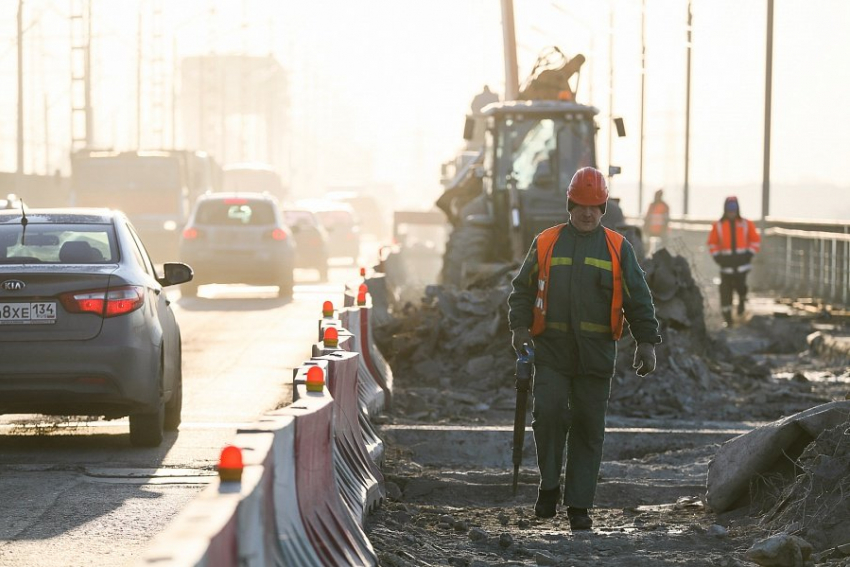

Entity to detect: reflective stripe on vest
[530,224,626,340]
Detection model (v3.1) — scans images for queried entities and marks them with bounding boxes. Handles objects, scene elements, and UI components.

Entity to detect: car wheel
[181,282,199,298]
[164,347,183,431]
[318,262,329,282]
[129,402,165,447]
[277,269,294,298]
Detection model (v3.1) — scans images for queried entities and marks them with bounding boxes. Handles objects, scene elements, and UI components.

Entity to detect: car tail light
[223,198,248,205]
[182,227,199,240]
[271,228,287,241]
[59,286,145,318]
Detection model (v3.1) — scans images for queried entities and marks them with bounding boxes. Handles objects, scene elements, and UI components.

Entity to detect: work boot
[534,487,560,519]
[737,299,746,316]
[567,506,593,530]
[722,309,733,327]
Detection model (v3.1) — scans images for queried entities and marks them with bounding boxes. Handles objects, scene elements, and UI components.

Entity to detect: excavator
[436,47,642,287]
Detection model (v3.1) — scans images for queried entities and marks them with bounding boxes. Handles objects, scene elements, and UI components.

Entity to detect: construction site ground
[365,270,850,566]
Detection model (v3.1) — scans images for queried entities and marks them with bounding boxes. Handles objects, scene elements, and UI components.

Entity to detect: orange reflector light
[359,267,366,277]
[358,283,368,295]
[323,326,339,348]
[218,445,243,482]
[322,300,334,317]
[306,366,325,392]
[357,292,366,306]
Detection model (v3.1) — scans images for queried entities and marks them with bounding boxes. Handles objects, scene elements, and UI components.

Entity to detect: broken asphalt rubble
[370,247,850,562]
[373,248,832,423]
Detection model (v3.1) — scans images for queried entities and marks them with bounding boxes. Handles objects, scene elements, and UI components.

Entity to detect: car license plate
[0,302,57,325]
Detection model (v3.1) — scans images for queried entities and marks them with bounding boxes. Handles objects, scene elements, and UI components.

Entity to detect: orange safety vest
[645,201,670,236]
[530,224,626,340]
[707,218,761,257]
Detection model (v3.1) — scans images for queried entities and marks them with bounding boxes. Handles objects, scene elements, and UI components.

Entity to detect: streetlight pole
[500,0,519,100]
[638,0,646,216]
[762,0,773,230]
[17,0,24,195]
[683,0,692,217]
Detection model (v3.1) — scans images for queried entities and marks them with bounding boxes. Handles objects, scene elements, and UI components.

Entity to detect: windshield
[494,115,595,191]
[0,223,117,264]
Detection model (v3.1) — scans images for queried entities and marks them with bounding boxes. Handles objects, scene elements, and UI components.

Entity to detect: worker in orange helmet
[707,196,761,326]
[508,167,661,529]
[643,188,670,252]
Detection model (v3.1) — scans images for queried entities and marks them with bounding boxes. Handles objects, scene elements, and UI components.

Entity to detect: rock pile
[373,250,827,423]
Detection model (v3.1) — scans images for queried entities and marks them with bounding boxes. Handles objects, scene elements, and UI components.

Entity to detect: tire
[129,402,164,447]
[440,222,491,287]
[181,281,199,298]
[277,268,294,298]
[164,346,182,431]
[317,262,329,282]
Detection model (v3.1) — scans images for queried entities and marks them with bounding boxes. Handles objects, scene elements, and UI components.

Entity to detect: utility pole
[17,0,24,194]
[638,0,646,216]
[607,3,614,180]
[150,0,165,149]
[136,6,142,149]
[500,0,519,100]
[762,0,774,230]
[683,0,693,216]
[70,0,93,153]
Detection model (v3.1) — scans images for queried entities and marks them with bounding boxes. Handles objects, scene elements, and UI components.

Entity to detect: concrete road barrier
[340,307,385,416]
[315,352,386,515]
[281,379,378,566]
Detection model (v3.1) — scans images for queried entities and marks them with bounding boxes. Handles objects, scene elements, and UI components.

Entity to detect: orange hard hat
[567,167,608,207]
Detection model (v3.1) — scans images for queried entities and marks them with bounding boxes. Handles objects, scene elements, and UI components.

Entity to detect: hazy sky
[1,1,848,219]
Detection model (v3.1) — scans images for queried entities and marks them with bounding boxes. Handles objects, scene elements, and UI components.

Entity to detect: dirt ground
[366,275,850,565]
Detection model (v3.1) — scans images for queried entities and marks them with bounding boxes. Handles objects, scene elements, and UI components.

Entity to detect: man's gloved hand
[633,343,656,376]
[511,327,534,354]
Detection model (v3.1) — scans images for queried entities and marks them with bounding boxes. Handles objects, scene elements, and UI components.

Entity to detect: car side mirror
[614,117,626,137]
[463,116,475,141]
[160,262,194,286]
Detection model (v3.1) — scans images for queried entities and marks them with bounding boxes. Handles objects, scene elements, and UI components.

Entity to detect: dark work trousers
[531,364,612,509]
[719,272,748,313]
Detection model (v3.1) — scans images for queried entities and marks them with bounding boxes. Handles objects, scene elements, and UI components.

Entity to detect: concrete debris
[373,250,827,423]
[745,533,813,567]
[759,416,850,552]
[706,400,850,513]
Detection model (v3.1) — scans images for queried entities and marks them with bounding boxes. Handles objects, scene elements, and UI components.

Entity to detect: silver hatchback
[0,208,193,447]
[179,192,296,297]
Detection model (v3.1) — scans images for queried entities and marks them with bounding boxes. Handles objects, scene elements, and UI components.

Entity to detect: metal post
[761,0,773,232]
[831,238,837,304]
[638,0,646,216]
[683,0,692,216]
[17,0,24,194]
[500,0,519,101]
[607,3,614,179]
[136,7,142,149]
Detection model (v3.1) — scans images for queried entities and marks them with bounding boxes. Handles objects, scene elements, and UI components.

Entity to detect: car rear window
[314,210,355,228]
[0,223,116,264]
[195,199,276,226]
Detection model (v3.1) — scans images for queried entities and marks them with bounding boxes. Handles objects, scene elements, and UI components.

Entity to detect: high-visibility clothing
[644,201,670,237]
[707,217,761,274]
[530,223,625,340]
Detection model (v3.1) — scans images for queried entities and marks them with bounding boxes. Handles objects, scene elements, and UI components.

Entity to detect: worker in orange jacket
[643,189,670,251]
[707,196,761,326]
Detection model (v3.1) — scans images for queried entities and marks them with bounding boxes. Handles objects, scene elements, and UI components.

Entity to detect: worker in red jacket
[706,196,761,326]
[643,189,670,252]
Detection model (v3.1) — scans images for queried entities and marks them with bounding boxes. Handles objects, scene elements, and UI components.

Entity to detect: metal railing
[629,216,850,308]
[761,228,850,307]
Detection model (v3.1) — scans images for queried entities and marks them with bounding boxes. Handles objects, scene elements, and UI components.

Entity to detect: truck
[436,48,642,287]
[70,149,220,262]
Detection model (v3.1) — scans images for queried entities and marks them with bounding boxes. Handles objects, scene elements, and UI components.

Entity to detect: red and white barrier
[280,377,378,566]
[311,352,386,519]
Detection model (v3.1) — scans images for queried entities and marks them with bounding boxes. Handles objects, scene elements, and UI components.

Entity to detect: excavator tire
[440,222,491,287]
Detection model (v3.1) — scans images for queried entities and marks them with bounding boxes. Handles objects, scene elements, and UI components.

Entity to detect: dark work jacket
[507,222,661,378]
